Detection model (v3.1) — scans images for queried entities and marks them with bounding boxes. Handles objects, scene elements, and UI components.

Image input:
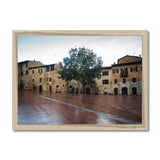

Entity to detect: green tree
[59,47,103,94]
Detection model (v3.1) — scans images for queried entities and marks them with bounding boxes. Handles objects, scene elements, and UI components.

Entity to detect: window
[21,72,23,76]
[132,78,136,83]
[26,70,28,75]
[26,62,28,68]
[112,69,119,74]
[130,67,132,72]
[117,69,119,73]
[32,79,34,82]
[40,78,42,83]
[103,80,109,84]
[114,79,117,84]
[123,78,126,83]
[38,69,43,74]
[46,66,49,72]
[51,65,54,71]
[49,77,52,82]
[103,71,109,76]
[32,70,34,74]
[135,67,138,72]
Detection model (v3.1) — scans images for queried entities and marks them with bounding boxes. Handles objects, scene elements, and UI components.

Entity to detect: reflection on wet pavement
[18,90,142,124]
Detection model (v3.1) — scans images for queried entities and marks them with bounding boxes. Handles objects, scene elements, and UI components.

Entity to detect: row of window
[21,65,55,76]
[32,77,53,83]
[102,66,140,76]
[102,78,137,84]
[112,66,139,74]
[21,71,28,76]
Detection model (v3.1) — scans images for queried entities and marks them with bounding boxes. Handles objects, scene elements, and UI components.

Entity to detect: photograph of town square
[18,36,142,124]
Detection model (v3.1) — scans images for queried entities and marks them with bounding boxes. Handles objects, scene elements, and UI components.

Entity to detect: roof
[29,64,55,69]
[18,60,32,64]
[101,66,112,70]
[117,55,142,63]
[112,60,142,67]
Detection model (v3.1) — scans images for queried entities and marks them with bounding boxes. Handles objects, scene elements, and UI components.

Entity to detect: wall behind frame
[0,0,158,160]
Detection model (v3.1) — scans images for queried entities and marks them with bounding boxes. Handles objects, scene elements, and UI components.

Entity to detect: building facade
[18,60,67,93]
[18,55,142,95]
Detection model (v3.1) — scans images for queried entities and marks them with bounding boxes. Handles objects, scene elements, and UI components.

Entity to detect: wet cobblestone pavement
[18,90,142,124]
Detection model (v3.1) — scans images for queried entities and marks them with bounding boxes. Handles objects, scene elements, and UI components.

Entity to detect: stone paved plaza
[18,90,142,124]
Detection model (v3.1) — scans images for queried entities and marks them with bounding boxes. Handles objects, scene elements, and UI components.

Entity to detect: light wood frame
[12,30,148,130]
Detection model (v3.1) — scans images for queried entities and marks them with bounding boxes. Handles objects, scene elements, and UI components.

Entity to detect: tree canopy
[59,47,103,93]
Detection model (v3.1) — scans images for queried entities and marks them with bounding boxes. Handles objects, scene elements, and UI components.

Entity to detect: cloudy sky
[18,36,142,66]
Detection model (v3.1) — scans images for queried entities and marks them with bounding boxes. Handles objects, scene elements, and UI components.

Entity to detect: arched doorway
[69,86,72,93]
[76,88,78,94]
[86,87,90,94]
[114,88,118,95]
[49,86,52,92]
[56,85,60,93]
[39,85,42,91]
[122,87,128,95]
[132,87,137,95]
[33,84,36,91]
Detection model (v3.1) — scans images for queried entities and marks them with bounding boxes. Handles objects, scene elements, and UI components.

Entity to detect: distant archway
[122,87,128,95]
[86,87,90,94]
[56,85,60,93]
[39,85,42,91]
[132,87,137,95]
[114,88,118,95]
[76,88,79,94]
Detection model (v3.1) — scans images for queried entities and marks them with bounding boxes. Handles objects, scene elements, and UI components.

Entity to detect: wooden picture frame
[12,30,148,130]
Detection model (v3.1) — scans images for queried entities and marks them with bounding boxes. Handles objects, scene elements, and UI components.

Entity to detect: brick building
[18,55,142,95]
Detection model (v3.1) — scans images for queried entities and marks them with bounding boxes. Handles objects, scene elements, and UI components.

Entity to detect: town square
[18,35,142,125]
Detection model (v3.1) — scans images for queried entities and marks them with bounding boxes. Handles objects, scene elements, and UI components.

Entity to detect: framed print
[12,30,148,130]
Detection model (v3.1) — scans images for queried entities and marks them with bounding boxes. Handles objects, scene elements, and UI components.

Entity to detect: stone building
[96,55,142,95]
[95,66,112,95]
[18,60,43,90]
[18,55,142,95]
[18,60,67,93]
[111,55,142,95]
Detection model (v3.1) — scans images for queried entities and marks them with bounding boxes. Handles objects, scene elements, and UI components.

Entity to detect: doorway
[122,87,128,95]
[86,87,90,94]
[114,88,118,95]
[132,87,137,95]
[56,85,60,92]
[39,85,42,91]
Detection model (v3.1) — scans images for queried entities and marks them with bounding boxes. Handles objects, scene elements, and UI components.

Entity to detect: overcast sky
[18,36,142,66]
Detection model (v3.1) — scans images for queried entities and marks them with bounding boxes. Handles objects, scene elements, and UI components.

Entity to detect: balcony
[120,71,128,77]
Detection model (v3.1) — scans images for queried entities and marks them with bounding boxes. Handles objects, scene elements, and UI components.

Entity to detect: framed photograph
[12,30,148,130]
